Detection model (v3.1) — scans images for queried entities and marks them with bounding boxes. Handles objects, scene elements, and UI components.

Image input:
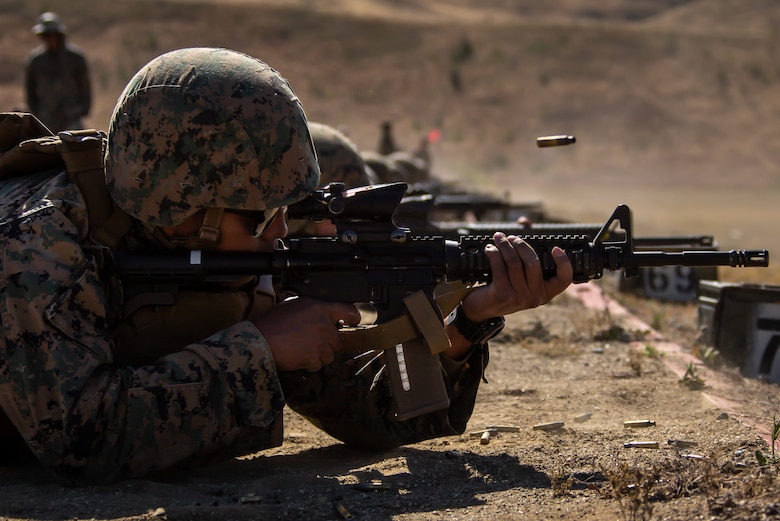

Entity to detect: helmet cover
[310,122,376,188]
[106,47,320,226]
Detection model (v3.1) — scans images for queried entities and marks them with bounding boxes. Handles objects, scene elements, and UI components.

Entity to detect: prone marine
[0,47,573,483]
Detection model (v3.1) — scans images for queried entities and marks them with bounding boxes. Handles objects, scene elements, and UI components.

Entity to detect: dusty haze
[1,0,779,260]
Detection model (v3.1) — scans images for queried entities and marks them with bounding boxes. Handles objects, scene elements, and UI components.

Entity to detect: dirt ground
[2,1,780,520]
[1,280,779,521]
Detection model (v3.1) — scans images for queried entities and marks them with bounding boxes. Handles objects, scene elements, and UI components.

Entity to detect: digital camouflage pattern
[309,122,378,188]
[0,170,285,482]
[105,47,320,227]
[279,344,488,450]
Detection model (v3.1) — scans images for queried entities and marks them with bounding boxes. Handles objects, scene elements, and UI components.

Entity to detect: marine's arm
[278,341,488,449]
[278,232,573,448]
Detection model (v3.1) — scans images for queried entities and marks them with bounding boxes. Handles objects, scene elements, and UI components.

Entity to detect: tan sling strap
[56,130,133,248]
[337,281,479,420]
[339,280,476,354]
[0,112,132,248]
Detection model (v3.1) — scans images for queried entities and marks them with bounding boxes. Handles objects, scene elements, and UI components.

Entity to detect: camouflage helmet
[105,47,320,227]
[388,151,430,185]
[310,122,377,188]
[33,12,66,35]
[361,150,402,184]
[286,122,378,236]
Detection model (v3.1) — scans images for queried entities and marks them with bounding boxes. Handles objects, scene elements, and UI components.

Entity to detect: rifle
[112,182,769,420]
[394,194,716,250]
[400,191,546,223]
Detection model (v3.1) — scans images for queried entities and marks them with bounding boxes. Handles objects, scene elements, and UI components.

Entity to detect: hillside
[1,0,779,258]
[2,4,780,520]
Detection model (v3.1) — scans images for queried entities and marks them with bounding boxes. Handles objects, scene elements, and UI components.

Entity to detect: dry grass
[600,450,780,521]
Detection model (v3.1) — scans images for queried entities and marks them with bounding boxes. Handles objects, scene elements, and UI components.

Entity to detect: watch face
[477,317,505,343]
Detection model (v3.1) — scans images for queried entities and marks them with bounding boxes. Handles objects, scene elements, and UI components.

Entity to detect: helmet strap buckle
[197,208,224,243]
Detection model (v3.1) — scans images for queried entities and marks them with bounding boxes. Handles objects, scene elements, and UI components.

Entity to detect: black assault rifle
[112,182,769,420]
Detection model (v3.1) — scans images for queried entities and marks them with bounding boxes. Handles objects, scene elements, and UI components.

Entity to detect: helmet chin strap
[154,208,225,250]
[197,208,225,243]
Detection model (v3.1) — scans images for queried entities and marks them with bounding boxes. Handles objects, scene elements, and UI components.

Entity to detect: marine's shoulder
[25,46,48,64]
[64,43,88,58]
[0,171,84,233]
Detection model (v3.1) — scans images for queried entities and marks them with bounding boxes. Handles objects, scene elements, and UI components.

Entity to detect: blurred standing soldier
[24,12,92,133]
[377,120,398,155]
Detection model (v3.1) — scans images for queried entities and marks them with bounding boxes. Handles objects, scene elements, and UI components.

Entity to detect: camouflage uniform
[362,150,404,184]
[0,168,287,482]
[0,48,488,484]
[25,13,91,133]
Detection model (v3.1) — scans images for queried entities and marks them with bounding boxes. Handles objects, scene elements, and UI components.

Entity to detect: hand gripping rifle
[112,182,769,420]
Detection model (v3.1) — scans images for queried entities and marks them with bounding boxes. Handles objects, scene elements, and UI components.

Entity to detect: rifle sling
[57,130,134,248]
[338,281,476,354]
[340,282,476,420]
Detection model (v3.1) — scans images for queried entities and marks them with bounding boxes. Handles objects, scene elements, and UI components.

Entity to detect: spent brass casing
[485,425,521,433]
[623,420,656,428]
[355,479,390,492]
[334,502,355,520]
[573,412,592,423]
[532,421,565,431]
[536,135,576,148]
[624,441,659,449]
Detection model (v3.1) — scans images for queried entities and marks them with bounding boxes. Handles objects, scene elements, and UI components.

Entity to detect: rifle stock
[112,183,769,420]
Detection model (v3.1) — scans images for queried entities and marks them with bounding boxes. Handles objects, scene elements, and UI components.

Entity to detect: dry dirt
[2,1,780,520]
[2,282,779,521]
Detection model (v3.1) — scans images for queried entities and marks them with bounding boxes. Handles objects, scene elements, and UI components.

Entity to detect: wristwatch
[449,305,505,345]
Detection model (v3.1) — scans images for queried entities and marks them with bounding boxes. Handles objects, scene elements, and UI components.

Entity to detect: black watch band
[451,305,505,345]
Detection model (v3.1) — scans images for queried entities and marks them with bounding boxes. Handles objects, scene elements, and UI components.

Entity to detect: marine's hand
[444,233,572,360]
[250,297,360,372]
[461,232,573,322]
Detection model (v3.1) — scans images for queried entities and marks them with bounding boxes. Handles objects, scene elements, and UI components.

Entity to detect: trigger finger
[331,303,361,327]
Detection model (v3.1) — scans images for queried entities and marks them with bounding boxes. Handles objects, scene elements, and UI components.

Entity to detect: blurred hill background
[1,0,779,272]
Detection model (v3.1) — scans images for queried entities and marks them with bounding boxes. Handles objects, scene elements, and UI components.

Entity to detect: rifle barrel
[629,250,769,268]
[113,242,769,289]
